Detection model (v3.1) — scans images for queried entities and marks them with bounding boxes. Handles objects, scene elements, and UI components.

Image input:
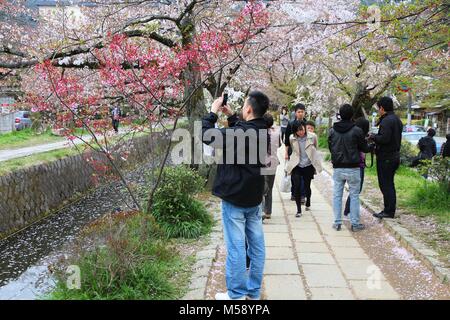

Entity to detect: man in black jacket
[202,91,269,300]
[369,97,403,219]
[329,104,369,232]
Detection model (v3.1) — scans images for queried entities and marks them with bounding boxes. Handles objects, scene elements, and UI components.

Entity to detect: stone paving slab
[302,264,348,288]
[333,247,370,260]
[265,260,300,275]
[265,233,293,247]
[263,224,289,233]
[297,252,336,265]
[337,259,386,281]
[266,247,296,260]
[292,230,324,243]
[349,280,400,300]
[295,242,330,253]
[310,287,355,300]
[264,275,307,300]
[324,235,361,247]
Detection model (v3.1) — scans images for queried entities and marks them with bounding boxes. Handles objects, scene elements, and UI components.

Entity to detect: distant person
[411,128,437,168]
[280,107,289,144]
[290,109,296,121]
[306,120,316,134]
[285,120,322,217]
[111,104,121,133]
[343,117,370,218]
[329,105,369,231]
[441,134,450,157]
[418,128,437,159]
[368,97,403,219]
[262,113,280,220]
[284,103,307,202]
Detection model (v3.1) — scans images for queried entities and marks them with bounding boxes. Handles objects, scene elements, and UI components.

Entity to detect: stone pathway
[262,179,400,300]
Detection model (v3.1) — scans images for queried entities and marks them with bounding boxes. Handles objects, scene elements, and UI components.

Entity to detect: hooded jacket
[328,120,369,168]
[202,112,268,208]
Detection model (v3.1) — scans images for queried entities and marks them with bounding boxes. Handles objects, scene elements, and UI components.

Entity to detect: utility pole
[407,90,412,126]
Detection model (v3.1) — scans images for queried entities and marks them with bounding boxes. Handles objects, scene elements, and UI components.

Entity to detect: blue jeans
[333,168,361,226]
[222,200,265,299]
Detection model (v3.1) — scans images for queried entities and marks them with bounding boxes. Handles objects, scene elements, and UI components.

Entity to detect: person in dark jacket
[368,97,403,219]
[329,104,369,232]
[284,103,306,201]
[441,134,450,158]
[411,128,437,168]
[343,117,370,217]
[202,91,269,300]
[418,128,437,159]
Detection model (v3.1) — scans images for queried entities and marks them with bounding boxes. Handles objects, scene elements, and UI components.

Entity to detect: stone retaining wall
[0,132,168,236]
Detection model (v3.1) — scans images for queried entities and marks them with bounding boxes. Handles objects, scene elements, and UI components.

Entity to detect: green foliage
[409,182,450,223]
[317,125,329,149]
[418,156,450,191]
[48,213,189,300]
[151,166,213,239]
[400,139,419,165]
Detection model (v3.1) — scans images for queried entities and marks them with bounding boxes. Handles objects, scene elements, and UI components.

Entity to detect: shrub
[418,156,450,191]
[151,166,213,239]
[400,140,419,165]
[49,213,182,300]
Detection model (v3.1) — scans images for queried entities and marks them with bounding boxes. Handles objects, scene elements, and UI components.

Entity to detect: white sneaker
[215,292,246,300]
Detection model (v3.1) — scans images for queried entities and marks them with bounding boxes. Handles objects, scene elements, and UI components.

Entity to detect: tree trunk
[180,16,207,170]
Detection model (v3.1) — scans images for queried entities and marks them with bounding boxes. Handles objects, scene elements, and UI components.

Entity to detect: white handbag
[279,171,291,193]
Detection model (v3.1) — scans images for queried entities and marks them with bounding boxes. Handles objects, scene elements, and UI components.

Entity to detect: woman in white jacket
[285,120,322,217]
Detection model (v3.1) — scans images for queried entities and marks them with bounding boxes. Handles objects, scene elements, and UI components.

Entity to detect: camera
[222,92,228,106]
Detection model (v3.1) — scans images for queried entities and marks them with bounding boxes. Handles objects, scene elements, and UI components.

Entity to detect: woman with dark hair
[285,120,322,217]
[343,117,370,217]
[280,107,289,143]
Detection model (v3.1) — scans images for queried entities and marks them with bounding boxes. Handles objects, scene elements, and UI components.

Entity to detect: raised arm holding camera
[202,91,270,300]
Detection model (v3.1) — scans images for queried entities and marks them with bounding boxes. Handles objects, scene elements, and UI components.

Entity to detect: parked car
[402,132,445,154]
[403,125,426,133]
[14,111,32,131]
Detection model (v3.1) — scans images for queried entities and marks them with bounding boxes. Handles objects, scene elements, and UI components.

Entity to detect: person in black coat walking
[368,97,403,219]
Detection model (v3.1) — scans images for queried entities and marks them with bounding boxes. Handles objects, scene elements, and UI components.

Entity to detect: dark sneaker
[332,223,341,231]
[351,224,366,232]
[373,212,395,219]
[305,198,311,208]
[295,212,302,218]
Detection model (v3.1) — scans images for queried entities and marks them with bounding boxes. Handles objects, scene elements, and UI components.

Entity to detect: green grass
[47,212,196,300]
[0,128,63,150]
[318,134,328,149]
[0,148,80,175]
[365,163,449,223]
